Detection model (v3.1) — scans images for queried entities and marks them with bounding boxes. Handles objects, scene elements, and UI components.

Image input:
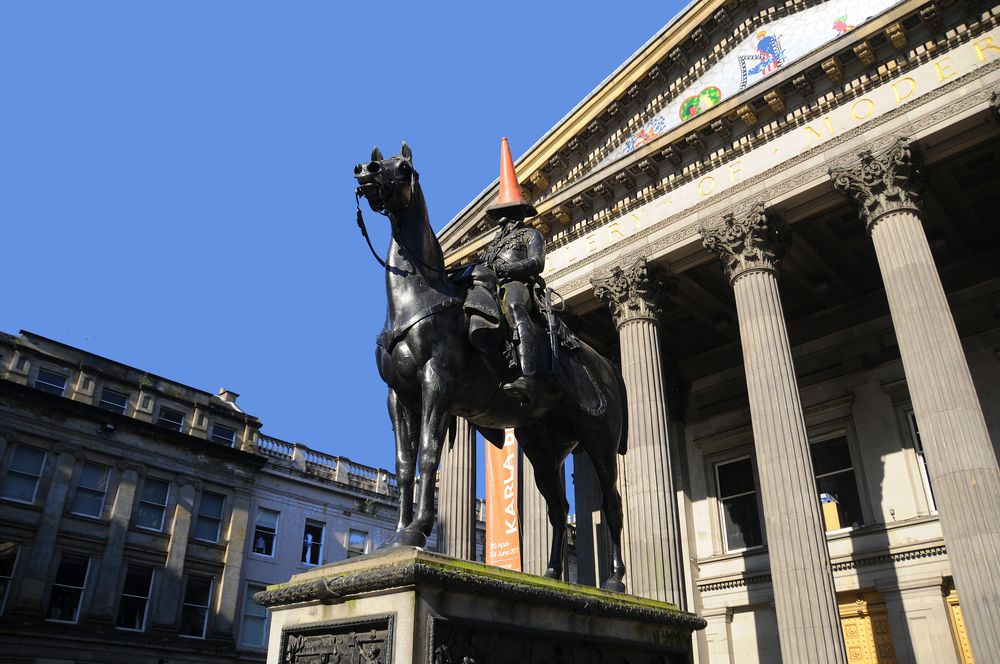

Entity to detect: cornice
[444,0,986,268]
[547,55,1000,297]
[442,0,944,259]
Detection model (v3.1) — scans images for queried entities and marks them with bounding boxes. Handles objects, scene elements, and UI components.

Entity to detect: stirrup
[503,376,536,409]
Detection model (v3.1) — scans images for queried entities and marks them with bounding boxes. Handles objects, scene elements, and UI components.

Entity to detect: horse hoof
[543,568,561,580]
[385,527,427,549]
[601,577,626,593]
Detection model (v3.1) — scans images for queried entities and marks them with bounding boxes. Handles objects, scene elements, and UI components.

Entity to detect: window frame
[346,528,369,558]
[69,460,110,519]
[251,507,279,557]
[0,543,20,614]
[193,491,226,544]
[1,444,48,505]
[809,432,865,533]
[134,477,171,532]
[179,573,214,639]
[210,423,237,447]
[34,366,68,396]
[156,405,186,432]
[906,410,937,514]
[714,455,766,554]
[301,520,325,566]
[240,582,269,648]
[45,552,91,624]
[115,564,154,632]
[98,386,130,414]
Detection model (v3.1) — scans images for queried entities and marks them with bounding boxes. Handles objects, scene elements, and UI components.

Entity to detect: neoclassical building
[437,0,1000,661]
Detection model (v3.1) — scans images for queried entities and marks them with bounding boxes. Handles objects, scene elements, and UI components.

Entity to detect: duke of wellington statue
[250,139,705,663]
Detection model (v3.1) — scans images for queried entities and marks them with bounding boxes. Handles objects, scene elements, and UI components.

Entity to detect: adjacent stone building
[0,330,482,663]
[437,0,1000,661]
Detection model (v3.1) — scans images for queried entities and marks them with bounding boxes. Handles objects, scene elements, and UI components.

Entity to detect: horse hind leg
[580,430,627,593]
[518,427,569,580]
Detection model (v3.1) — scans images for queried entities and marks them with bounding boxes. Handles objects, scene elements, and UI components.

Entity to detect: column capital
[701,202,791,283]
[591,257,674,328]
[829,137,922,232]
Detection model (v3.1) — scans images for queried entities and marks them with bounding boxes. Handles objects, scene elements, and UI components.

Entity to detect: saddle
[448,264,606,417]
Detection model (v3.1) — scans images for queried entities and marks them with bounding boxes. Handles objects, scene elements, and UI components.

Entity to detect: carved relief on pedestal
[829,137,922,232]
[280,616,393,664]
[590,257,675,328]
[700,202,791,283]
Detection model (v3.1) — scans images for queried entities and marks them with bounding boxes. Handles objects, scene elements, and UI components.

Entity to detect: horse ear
[371,146,383,161]
[401,141,413,163]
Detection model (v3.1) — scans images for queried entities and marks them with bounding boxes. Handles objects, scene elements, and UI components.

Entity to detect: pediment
[440,0,916,263]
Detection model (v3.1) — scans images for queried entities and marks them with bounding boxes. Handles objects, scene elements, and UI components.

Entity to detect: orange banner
[484,430,521,571]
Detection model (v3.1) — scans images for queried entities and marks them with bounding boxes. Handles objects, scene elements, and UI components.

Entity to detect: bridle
[354,165,454,276]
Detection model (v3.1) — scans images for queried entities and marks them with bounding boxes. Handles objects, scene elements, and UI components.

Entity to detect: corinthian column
[592,257,683,604]
[437,417,477,560]
[702,207,847,664]
[832,138,1000,662]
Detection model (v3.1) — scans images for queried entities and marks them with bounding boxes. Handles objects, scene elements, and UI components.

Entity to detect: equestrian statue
[353,138,629,592]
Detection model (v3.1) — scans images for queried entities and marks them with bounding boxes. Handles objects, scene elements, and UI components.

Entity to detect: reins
[355,185,458,277]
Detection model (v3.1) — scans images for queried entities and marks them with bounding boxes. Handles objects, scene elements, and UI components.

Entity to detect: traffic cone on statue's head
[486,137,537,221]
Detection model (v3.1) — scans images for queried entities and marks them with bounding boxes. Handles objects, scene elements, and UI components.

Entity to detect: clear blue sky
[1,2,683,477]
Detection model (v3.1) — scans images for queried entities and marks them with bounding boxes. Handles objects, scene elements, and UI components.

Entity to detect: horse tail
[616,366,629,456]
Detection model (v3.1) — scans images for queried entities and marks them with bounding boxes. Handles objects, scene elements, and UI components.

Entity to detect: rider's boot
[503,320,537,408]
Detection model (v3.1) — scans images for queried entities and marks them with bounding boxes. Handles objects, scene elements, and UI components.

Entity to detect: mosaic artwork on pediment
[601,0,904,166]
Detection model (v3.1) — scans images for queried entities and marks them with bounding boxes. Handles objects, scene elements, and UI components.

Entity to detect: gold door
[946,586,975,664]
[838,592,897,664]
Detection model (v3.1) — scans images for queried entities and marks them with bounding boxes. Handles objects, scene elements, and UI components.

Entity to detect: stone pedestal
[255,548,704,664]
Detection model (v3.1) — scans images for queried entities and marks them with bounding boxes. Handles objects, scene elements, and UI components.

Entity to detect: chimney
[218,387,240,405]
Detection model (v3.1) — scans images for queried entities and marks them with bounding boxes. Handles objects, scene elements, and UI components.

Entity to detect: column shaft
[733,269,846,664]
[90,466,140,620]
[214,493,251,636]
[18,447,77,611]
[870,209,1000,659]
[153,479,197,627]
[437,417,477,560]
[618,315,682,604]
[831,139,1000,661]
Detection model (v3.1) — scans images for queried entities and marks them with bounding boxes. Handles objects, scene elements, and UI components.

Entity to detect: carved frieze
[280,615,393,664]
[701,202,791,282]
[829,137,922,232]
[591,257,675,327]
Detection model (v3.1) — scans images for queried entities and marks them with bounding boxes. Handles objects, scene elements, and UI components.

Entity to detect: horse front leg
[410,361,455,542]
[385,389,418,547]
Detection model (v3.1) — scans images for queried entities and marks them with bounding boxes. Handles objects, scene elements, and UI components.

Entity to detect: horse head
[354,142,418,216]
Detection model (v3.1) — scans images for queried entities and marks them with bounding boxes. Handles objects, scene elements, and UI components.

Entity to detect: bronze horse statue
[354,143,629,591]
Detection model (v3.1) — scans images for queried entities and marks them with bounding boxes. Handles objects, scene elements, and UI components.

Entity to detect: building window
[46,553,90,623]
[135,478,170,531]
[70,461,110,518]
[179,574,213,639]
[1,445,47,503]
[98,387,129,414]
[716,457,764,552]
[811,436,863,531]
[240,583,268,647]
[301,521,324,565]
[34,368,67,396]
[157,406,185,432]
[193,491,225,543]
[908,411,936,513]
[346,529,368,558]
[211,424,237,447]
[252,508,278,556]
[115,565,153,631]
[0,543,19,613]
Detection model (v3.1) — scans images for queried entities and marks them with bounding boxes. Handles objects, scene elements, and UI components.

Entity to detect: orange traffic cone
[486,137,537,221]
